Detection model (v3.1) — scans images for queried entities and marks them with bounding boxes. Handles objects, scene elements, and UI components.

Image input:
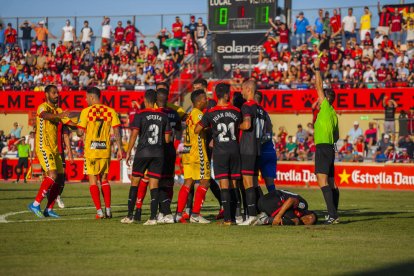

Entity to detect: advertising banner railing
[0,88,413,114]
[275,162,414,191]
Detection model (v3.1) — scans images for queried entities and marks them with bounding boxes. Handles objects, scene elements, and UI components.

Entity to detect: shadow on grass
[347,260,414,276]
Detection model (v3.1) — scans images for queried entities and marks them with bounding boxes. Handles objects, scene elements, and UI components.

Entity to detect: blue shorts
[259,151,277,178]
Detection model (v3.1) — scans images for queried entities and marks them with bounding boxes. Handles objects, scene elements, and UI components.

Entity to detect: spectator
[0,24,5,55]
[10,122,23,139]
[330,9,342,44]
[79,20,93,50]
[4,23,17,48]
[286,136,297,160]
[405,18,414,43]
[277,24,289,52]
[195,17,208,56]
[377,1,392,35]
[101,16,113,45]
[398,135,414,160]
[360,6,372,41]
[353,135,365,162]
[172,16,184,39]
[364,121,378,153]
[295,124,308,142]
[363,64,377,83]
[19,20,32,53]
[339,138,354,161]
[125,20,145,44]
[314,9,324,35]
[114,21,125,44]
[373,31,384,50]
[408,107,414,135]
[389,8,403,44]
[398,148,412,163]
[374,134,392,162]
[323,11,331,36]
[373,50,387,69]
[188,15,197,37]
[267,16,283,38]
[383,95,397,134]
[294,11,309,46]
[398,110,409,137]
[347,121,363,143]
[157,28,171,52]
[61,19,76,47]
[342,8,357,42]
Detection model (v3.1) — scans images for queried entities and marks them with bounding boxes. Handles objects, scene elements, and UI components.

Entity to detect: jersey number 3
[148,124,159,145]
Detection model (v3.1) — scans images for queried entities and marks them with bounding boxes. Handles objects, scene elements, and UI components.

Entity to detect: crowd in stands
[233,3,414,90]
[0,15,209,91]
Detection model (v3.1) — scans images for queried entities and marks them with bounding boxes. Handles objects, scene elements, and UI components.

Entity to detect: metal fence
[0,13,207,52]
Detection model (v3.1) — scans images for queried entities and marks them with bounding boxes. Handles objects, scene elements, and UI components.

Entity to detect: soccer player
[133,88,181,223]
[195,83,242,225]
[314,57,340,224]
[254,91,277,192]
[122,89,171,225]
[77,87,123,219]
[175,89,211,223]
[27,84,72,218]
[239,80,267,225]
[254,190,318,226]
[13,137,31,183]
[190,78,223,220]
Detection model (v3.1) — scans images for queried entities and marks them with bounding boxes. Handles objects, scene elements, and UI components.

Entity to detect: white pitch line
[0,204,218,224]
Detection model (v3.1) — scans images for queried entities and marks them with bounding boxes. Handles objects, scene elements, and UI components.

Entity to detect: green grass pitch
[1,183,414,275]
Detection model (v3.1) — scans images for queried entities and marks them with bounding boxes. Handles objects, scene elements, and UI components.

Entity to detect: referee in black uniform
[313,57,340,224]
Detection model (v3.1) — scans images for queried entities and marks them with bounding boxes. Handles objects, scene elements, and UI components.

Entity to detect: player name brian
[146,114,162,121]
[212,112,238,123]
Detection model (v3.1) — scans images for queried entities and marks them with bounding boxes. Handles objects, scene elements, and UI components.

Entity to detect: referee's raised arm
[314,57,325,104]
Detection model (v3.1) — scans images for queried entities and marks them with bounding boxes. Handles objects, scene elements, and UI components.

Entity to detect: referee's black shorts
[17,157,29,169]
[315,144,335,178]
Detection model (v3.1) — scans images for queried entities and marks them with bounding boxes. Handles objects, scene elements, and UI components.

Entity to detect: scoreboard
[208,0,277,32]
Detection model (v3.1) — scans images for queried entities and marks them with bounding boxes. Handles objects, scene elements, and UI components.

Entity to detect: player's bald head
[242,80,256,100]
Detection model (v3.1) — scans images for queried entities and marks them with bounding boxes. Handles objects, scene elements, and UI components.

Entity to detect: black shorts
[213,152,241,180]
[241,154,259,176]
[162,144,176,180]
[315,144,335,177]
[132,156,164,180]
[17,157,29,169]
[258,191,308,217]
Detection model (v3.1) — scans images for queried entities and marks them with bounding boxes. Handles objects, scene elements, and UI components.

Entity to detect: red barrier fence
[275,162,414,191]
[1,88,413,114]
[0,159,121,182]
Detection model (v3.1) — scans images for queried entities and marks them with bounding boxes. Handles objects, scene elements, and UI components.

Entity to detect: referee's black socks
[127,186,138,217]
[321,186,337,219]
[332,188,340,211]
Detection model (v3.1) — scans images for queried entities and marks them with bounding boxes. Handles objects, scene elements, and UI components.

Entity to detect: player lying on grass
[254,190,318,226]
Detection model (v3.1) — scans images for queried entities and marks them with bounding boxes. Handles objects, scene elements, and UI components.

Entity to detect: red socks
[176,185,190,214]
[46,182,60,209]
[192,186,208,214]
[89,185,102,211]
[34,176,55,204]
[136,178,149,209]
[101,181,111,208]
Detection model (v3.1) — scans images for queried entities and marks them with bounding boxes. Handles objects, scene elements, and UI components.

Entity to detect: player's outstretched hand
[59,110,71,119]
